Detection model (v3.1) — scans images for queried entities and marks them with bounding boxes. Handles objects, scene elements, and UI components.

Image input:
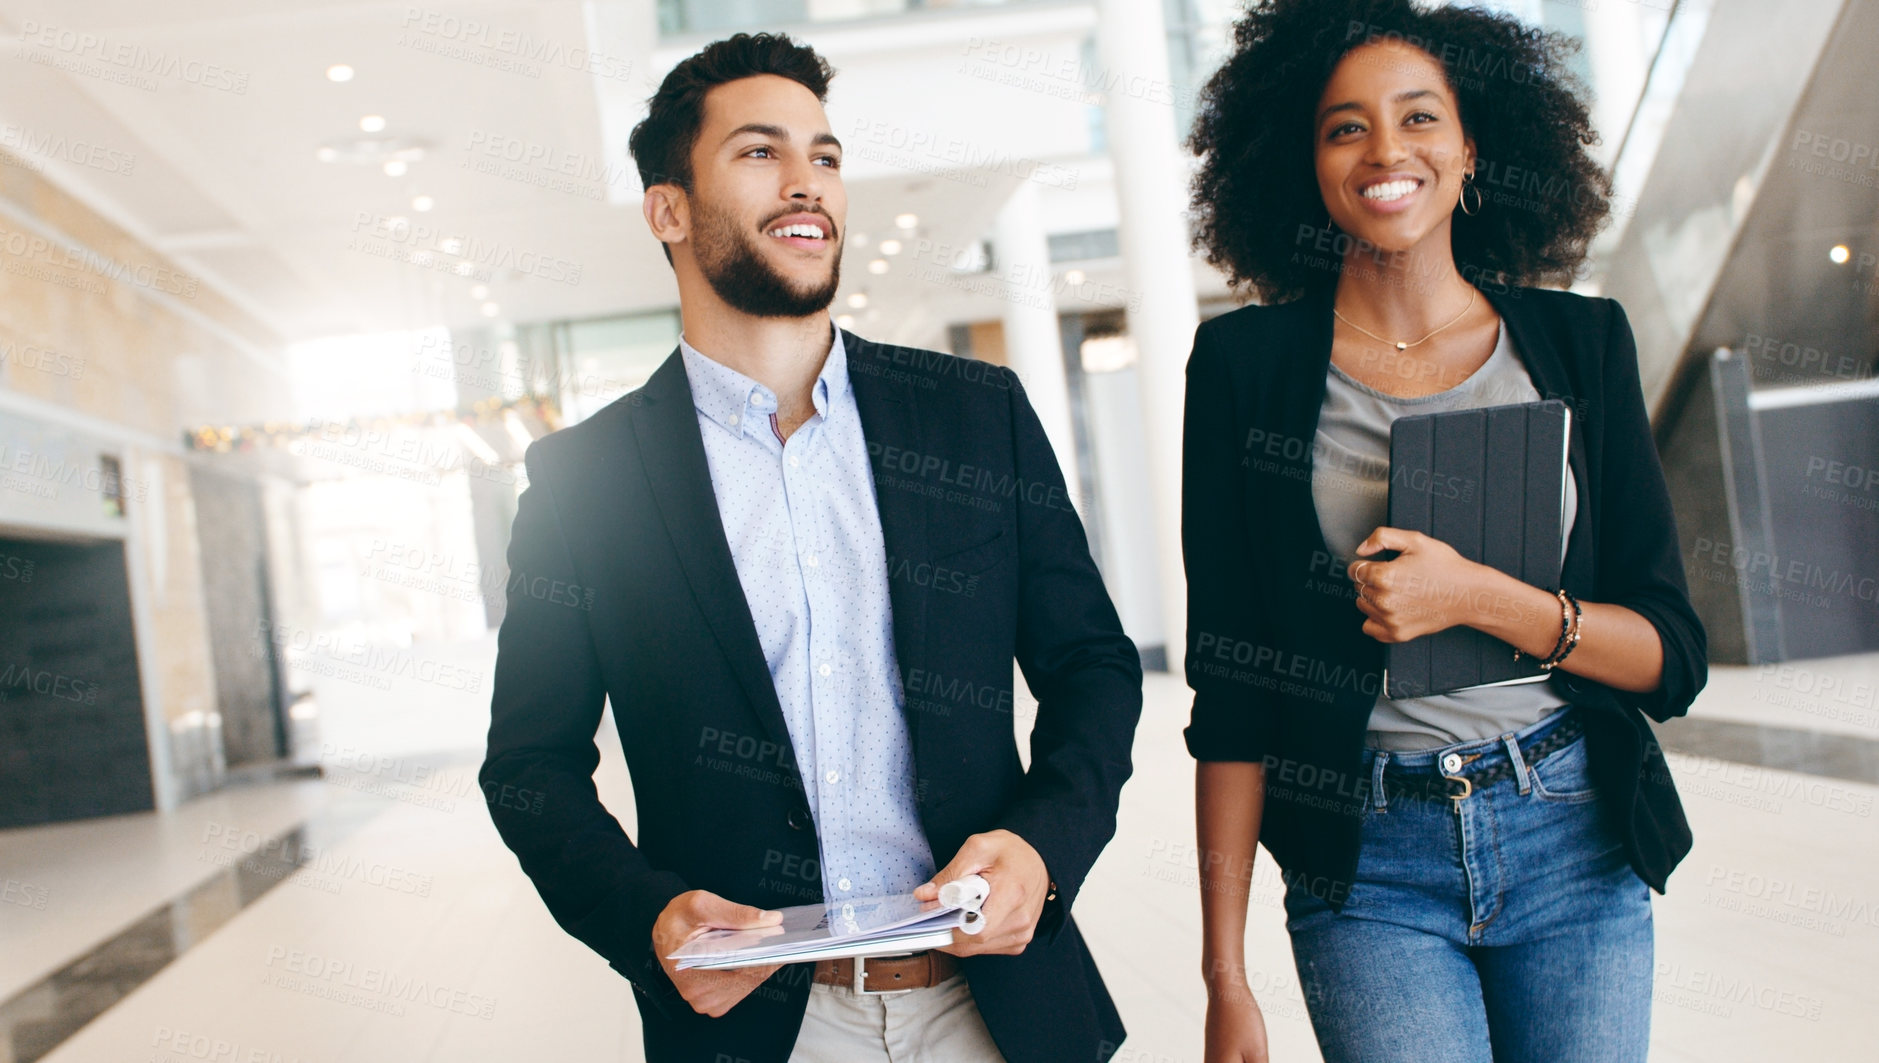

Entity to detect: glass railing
[1598,0,1716,253]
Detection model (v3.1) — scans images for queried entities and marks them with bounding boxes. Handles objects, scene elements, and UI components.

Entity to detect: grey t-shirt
[1311,321,1579,752]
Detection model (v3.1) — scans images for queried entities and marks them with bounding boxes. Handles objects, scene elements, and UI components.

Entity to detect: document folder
[667,892,980,971]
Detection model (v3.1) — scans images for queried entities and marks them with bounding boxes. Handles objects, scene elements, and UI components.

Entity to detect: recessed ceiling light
[836,314,856,329]
[852,232,870,248]
[847,292,869,309]
[383,159,407,177]
[411,194,434,212]
[878,239,901,255]
[315,146,338,163]
[440,237,464,254]
[481,302,501,317]
[1830,244,1851,264]
[894,213,918,230]
[471,284,490,299]
[359,114,387,133]
[868,259,889,275]
[1064,269,1086,285]
[326,64,354,83]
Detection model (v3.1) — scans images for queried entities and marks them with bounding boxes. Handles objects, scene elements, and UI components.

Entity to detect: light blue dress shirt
[678,325,937,905]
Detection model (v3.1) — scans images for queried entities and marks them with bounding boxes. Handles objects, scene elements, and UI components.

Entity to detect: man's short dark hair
[628,32,835,195]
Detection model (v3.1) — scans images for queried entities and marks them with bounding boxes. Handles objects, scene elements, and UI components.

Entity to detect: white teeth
[1362,179,1421,202]
[768,223,824,239]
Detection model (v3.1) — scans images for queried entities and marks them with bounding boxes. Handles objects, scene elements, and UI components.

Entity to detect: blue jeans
[1283,708,1653,1063]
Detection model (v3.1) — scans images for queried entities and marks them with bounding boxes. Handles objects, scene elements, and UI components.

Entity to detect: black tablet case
[1382,399,1571,699]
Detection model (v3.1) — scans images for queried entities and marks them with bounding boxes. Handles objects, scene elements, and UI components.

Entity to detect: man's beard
[693,202,841,318]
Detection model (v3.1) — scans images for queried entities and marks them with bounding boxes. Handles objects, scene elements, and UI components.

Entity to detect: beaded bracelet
[1514,588,1574,665]
[1539,589,1583,670]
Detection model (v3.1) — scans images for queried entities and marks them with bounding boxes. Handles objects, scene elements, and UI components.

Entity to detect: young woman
[1180,2,1707,1061]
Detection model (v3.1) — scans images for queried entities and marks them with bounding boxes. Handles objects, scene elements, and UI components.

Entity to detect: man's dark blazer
[1182,283,1708,906]
[481,329,1141,1063]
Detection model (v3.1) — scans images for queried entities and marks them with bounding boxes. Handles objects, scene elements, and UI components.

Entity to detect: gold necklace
[1334,289,1477,352]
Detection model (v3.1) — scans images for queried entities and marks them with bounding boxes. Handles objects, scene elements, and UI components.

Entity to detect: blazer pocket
[933,528,1012,576]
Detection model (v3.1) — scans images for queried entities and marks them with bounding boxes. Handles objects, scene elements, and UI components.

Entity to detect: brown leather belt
[812,951,959,994]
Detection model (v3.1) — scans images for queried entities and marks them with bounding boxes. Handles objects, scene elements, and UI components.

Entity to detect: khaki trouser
[786,972,1008,1062]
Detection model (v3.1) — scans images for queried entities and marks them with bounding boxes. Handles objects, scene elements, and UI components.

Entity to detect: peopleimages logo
[0,123,135,175]
[0,662,98,703]
[1690,537,1879,604]
[15,20,251,94]
[397,6,635,82]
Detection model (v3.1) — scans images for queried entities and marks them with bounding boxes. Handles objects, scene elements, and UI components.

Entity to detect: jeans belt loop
[1369,750,1391,812]
[1504,733,1532,795]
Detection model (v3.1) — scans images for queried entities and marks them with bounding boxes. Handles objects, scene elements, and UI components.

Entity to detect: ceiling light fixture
[326,64,354,83]
[481,302,501,317]
[383,160,407,177]
[868,259,889,275]
[847,292,869,309]
[411,195,435,212]
[314,136,429,167]
[1829,244,1851,264]
[359,114,387,133]
[879,239,902,255]
[894,213,918,230]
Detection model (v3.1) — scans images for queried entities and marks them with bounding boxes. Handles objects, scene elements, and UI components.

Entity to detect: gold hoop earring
[1459,174,1482,216]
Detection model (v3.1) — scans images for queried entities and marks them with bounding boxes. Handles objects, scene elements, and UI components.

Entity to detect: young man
[480,33,1141,1063]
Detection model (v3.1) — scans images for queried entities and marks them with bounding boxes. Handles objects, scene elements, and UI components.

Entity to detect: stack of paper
[668,893,980,971]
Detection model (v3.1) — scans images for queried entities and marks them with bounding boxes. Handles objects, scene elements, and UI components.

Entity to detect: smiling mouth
[765,220,831,243]
[1360,178,1424,203]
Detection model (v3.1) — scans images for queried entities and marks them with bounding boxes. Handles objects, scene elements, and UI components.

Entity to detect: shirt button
[805,554,818,568]
[789,455,800,468]
[1441,753,1463,774]
[837,877,852,891]
[727,413,740,427]
[825,769,840,784]
[818,663,832,677]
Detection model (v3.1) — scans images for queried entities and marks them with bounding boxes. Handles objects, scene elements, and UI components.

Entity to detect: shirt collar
[678,321,848,438]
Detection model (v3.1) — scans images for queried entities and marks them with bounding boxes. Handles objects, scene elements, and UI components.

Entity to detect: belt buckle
[1440,751,1475,809]
[852,954,916,996]
[1443,773,1474,808]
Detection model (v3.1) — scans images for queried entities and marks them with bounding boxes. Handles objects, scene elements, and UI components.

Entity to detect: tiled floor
[3,650,1876,1062]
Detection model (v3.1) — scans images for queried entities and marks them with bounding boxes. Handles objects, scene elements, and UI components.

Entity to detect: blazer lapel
[1285,285,1342,571]
[842,332,930,740]
[629,351,797,759]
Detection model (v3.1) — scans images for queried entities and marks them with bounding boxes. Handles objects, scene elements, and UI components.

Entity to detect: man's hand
[652,890,784,1017]
[914,829,1051,957]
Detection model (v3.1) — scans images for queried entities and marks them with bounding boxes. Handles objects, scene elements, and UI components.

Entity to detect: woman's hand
[1347,526,1499,643]
[1204,974,1271,1063]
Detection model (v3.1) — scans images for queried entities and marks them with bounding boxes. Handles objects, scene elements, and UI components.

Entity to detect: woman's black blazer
[1181,282,1707,906]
